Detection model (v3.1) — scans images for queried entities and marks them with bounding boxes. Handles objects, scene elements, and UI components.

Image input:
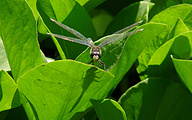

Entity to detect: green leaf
[26,0,39,19]
[0,70,20,112]
[92,10,113,37]
[151,4,192,30]
[119,77,192,120]
[183,0,192,4]
[76,0,91,6]
[148,1,192,20]
[37,0,97,59]
[167,18,190,40]
[76,0,106,11]
[19,94,37,120]
[17,60,114,120]
[0,38,10,71]
[91,99,127,120]
[25,0,48,35]
[137,4,192,80]
[0,0,44,80]
[172,56,192,94]
[147,31,192,80]
[105,1,154,35]
[149,0,182,20]
[80,108,97,120]
[109,23,166,84]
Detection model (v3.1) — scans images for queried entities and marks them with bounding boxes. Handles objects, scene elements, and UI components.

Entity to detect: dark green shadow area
[11,89,21,108]
[0,106,28,120]
[120,77,192,120]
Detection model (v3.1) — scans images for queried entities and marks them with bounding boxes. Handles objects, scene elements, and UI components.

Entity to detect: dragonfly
[47,18,143,71]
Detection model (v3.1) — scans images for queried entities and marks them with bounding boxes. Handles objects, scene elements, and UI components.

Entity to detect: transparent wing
[113,20,143,34]
[98,28,143,47]
[47,33,93,47]
[50,18,88,42]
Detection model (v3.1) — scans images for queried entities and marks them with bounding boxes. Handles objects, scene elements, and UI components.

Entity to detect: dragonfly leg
[88,60,93,64]
[98,60,106,71]
[88,60,95,66]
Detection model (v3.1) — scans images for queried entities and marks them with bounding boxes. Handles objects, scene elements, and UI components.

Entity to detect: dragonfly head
[90,46,101,61]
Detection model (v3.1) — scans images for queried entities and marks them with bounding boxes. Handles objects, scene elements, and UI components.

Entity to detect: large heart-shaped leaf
[0,0,44,80]
[18,60,114,120]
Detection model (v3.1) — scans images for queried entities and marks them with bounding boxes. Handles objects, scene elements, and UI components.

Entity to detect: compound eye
[98,53,101,59]
[90,52,94,58]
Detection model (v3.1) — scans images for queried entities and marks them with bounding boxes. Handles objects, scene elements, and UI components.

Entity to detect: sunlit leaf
[172,56,192,94]
[0,70,20,112]
[147,31,192,80]
[18,60,114,120]
[137,5,192,80]
[91,99,127,120]
[0,38,10,71]
[0,0,44,80]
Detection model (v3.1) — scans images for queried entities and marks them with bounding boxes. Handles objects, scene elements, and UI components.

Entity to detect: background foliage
[0,0,192,120]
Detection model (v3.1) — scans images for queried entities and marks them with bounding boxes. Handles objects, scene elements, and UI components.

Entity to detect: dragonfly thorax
[90,46,101,61]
